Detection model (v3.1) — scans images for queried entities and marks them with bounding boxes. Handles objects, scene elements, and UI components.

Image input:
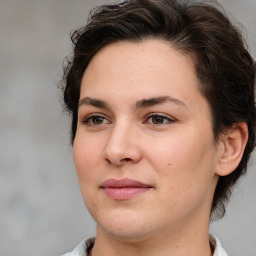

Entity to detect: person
[60,0,256,255]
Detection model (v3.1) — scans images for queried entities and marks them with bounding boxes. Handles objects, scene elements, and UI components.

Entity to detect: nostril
[121,158,132,162]
[104,157,132,165]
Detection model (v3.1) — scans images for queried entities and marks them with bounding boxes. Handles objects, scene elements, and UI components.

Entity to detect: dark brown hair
[61,0,256,219]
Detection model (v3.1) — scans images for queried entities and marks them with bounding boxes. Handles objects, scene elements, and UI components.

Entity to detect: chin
[95,211,156,242]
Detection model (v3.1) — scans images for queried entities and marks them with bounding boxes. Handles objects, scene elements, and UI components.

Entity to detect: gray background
[0,1,255,256]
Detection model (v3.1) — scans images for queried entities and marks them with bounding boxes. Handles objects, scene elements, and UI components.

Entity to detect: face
[73,39,220,242]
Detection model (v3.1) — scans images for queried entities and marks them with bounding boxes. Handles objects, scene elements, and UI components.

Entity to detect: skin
[73,39,247,256]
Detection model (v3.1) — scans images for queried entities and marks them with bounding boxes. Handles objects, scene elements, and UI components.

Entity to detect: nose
[103,121,142,166]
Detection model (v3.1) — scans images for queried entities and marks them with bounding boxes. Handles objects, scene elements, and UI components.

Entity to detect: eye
[145,113,175,125]
[82,114,110,126]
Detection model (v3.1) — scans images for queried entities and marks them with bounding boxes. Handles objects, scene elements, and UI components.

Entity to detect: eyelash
[144,113,175,125]
[82,113,175,127]
[82,114,110,126]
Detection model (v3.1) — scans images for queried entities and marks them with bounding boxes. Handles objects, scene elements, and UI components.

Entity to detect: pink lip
[100,178,153,200]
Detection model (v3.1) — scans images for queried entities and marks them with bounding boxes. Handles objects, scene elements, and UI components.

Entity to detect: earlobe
[215,122,248,176]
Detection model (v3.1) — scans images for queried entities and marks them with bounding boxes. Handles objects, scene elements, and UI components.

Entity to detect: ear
[215,122,248,176]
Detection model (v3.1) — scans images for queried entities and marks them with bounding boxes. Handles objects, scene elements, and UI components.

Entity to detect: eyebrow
[134,96,187,109]
[78,96,187,110]
[79,97,109,109]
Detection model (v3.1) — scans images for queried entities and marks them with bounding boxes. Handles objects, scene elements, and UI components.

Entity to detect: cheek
[73,135,104,212]
[147,131,215,190]
[73,135,103,184]
[147,135,216,218]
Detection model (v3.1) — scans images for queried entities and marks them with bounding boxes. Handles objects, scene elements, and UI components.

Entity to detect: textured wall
[0,1,255,256]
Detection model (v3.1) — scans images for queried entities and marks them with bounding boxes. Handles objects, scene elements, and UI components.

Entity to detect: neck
[91,217,213,256]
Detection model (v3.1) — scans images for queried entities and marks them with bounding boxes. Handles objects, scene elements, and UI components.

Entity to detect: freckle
[168,163,171,166]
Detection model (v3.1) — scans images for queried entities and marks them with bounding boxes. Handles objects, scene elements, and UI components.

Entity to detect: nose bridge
[104,117,141,165]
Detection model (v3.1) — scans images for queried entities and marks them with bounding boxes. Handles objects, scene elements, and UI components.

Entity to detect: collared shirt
[62,235,228,256]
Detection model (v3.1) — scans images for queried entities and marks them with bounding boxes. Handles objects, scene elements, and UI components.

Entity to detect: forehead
[81,39,200,96]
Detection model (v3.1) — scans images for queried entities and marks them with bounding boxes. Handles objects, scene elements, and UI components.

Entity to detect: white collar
[210,235,228,256]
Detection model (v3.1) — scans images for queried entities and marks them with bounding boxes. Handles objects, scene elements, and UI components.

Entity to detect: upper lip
[100,178,152,188]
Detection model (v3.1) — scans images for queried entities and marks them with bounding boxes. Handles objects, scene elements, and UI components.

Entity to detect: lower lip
[102,187,151,200]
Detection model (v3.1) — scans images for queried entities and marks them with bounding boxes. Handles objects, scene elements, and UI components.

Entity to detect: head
[61,0,256,220]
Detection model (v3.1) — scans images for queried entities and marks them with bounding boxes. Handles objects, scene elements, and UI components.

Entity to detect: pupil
[93,117,103,124]
[153,116,163,124]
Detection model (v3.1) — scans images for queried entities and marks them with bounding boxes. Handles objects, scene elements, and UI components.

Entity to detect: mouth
[100,178,153,200]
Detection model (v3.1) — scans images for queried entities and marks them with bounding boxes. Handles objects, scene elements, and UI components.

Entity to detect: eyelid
[80,112,176,126]
[144,112,176,124]
[82,113,111,124]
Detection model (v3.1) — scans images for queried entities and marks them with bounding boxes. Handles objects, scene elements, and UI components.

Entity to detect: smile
[100,178,153,200]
